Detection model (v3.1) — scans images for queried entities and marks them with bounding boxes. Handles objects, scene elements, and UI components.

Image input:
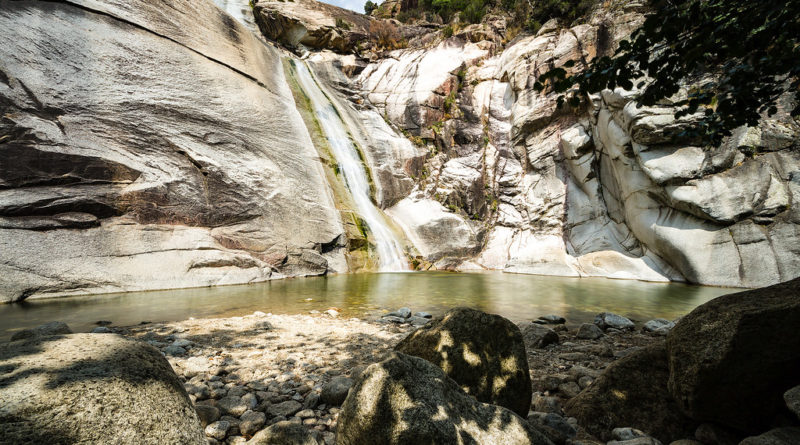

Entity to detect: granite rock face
[0,0,347,302]
[0,333,206,444]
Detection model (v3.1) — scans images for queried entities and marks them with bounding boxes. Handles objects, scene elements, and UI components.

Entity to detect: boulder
[594,313,635,331]
[336,352,553,445]
[666,278,800,432]
[739,428,800,445]
[564,343,697,443]
[247,421,321,444]
[642,319,675,336]
[9,321,72,341]
[521,322,560,348]
[0,334,205,444]
[785,385,800,420]
[395,307,532,416]
[576,323,604,340]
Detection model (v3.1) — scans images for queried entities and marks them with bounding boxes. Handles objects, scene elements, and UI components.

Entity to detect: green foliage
[538,0,800,146]
[523,0,598,33]
[443,90,458,112]
[364,0,378,15]
[335,18,351,30]
[415,0,486,24]
[442,24,454,38]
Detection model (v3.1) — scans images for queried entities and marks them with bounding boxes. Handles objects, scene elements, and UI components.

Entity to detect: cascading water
[293,61,408,271]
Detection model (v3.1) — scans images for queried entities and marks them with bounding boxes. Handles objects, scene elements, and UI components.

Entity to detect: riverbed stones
[336,352,554,445]
[0,333,206,444]
[196,405,221,427]
[565,343,696,443]
[594,313,635,331]
[9,321,72,341]
[642,319,674,336]
[247,421,322,445]
[320,376,353,406]
[665,278,800,432]
[521,322,560,348]
[218,395,254,417]
[386,307,412,318]
[535,315,567,325]
[268,400,303,418]
[739,428,800,445]
[206,421,231,440]
[395,307,532,416]
[577,323,604,340]
[240,410,267,436]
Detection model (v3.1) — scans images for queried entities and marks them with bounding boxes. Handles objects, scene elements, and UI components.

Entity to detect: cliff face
[0,0,348,302]
[310,1,800,287]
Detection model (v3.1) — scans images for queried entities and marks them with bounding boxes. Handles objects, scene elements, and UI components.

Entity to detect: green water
[0,272,735,340]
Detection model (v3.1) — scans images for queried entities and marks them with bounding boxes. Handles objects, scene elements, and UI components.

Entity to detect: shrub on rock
[0,333,205,444]
[395,307,532,416]
[336,352,553,445]
[666,277,800,433]
[564,343,697,443]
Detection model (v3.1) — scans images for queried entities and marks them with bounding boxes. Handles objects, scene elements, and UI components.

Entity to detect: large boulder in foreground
[395,307,532,416]
[336,352,553,445]
[666,278,800,432]
[0,333,205,444]
[564,343,696,443]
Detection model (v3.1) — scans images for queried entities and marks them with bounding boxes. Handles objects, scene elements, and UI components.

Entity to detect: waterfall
[293,61,408,271]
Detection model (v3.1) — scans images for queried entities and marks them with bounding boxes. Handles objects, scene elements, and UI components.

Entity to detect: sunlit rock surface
[0,0,346,302]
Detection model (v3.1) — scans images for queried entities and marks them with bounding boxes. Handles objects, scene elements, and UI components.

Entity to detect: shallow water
[0,272,736,340]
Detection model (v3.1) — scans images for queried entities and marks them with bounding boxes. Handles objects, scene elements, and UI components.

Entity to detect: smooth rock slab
[336,352,553,445]
[395,307,532,416]
[0,334,205,444]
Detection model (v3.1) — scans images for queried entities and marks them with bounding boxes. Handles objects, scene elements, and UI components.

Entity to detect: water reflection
[0,272,734,339]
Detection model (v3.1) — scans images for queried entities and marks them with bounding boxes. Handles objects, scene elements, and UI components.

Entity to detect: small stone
[784,385,800,420]
[303,392,320,409]
[172,339,193,348]
[668,441,702,445]
[218,396,250,417]
[414,312,432,319]
[613,427,648,441]
[91,326,111,334]
[164,345,187,356]
[10,321,72,341]
[267,400,302,418]
[608,438,663,445]
[239,410,266,436]
[558,381,581,398]
[594,312,635,331]
[576,323,603,340]
[408,316,430,326]
[385,307,411,319]
[643,319,675,336]
[521,323,559,348]
[528,412,577,444]
[248,421,319,444]
[204,420,230,440]
[95,320,112,326]
[535,315,566,325]
[196,405,220,427]
[296,409,315,418]
[578,375,594,389]
[253,311,267,317]
[532,394,562,414]
[320,376,353,406]
[324,309,339,317]
[227,387,248,398]
[242,393,258,410]
[378,316,406,323]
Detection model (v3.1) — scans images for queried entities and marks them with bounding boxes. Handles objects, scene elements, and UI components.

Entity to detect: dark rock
[336,352,553,445]
[594,313,635,331]
[414,312,433,319]
[196,405,220,427]
[666,278,800,433]
[557,382,581,398]
[240,410,267,436]
[0,334,205,444]
[535,315,566,325]
[267,400,302,418]
[408,316,431,326]
[528,412,577,445]
[607,438,663,445]
[302,392,320,410]
[613,427,647,441]
[693,423,742,445]
[395,307,532,416]
[320,376,353,406]
[521,322,560,348]
[739,428,800,445]
[386,307,412,318]
[205,421,230,441]
[247,420,321,444]
[91,326,112,334]
[564,343,697,444]
[576,323,604,340]
[10,321,72,341]
[532,394,562,414]
[642,319,674,336]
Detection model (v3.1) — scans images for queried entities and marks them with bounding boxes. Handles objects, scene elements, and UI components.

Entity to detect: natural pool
[0,271,736,339]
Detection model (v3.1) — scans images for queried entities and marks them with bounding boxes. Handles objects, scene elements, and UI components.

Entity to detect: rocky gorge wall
[0,0,351,302]
[329,1,799,287]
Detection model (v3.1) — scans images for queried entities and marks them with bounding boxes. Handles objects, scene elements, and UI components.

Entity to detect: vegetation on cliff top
[538,0,800,146]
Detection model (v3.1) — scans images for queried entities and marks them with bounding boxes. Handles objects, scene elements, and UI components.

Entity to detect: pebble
[608,438,663,445]
[239,410,266,436]
[320,376,353,406]
[91,326,111,334]
[172,339,193,348]
[613,427,648,441]
[253,311,267,317]
[325,309,339,317]
[385,307,411,319]
[414,312,432,319]
[643,319,675,335]
[594,312,635,331]
[163,345,186,356]
[296,409,315,418]
[195,405,220,427]
[267,400,302,418]
[217,396,251,417]
[576,323,604,340]
[534,315,566,325]
[204,420,230,440]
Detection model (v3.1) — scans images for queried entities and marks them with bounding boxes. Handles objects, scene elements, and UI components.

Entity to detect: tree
[364,0,378,15]
[536,0,800,146]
